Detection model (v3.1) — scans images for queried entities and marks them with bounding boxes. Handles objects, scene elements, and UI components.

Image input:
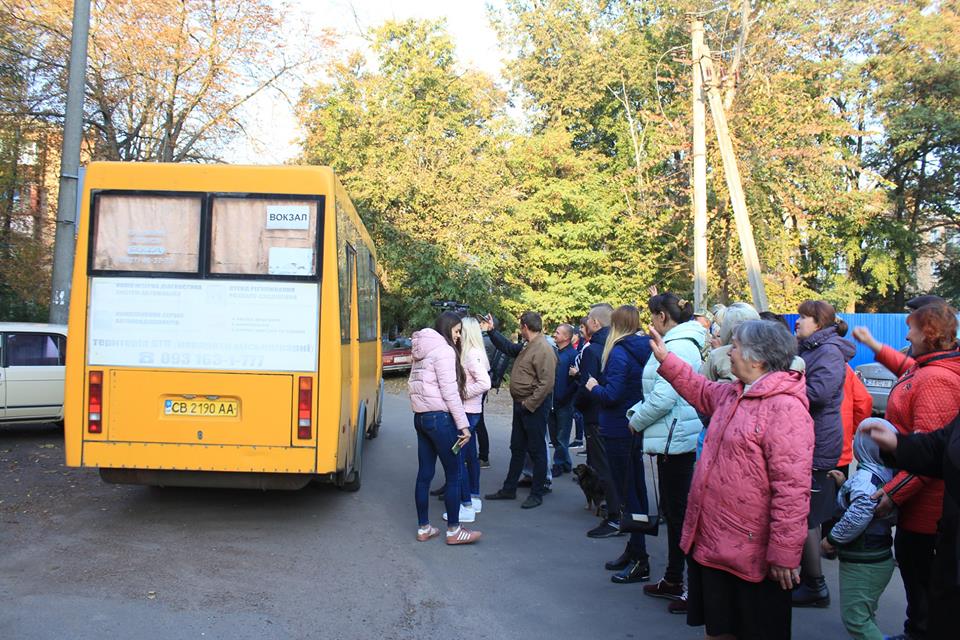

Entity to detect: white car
[0,323,67,424]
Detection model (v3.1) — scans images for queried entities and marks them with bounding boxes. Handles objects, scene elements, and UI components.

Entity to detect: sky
[225,0,508,164]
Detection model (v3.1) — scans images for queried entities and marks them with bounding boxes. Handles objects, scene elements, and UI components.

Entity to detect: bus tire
[367,379,384,440]
[340,468,361,492]
[339,404,365,492]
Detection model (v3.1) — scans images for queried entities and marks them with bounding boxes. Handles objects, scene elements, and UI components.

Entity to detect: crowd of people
[406,291,960,640]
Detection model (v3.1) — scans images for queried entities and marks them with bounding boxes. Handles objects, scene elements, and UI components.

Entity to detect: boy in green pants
[821,421,899,640]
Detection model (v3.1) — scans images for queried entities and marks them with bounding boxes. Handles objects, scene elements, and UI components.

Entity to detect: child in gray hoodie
[821,420,899,640]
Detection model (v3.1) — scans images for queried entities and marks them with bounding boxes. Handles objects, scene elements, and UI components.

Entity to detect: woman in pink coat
[649,319,814,639]
[408,311,481,545]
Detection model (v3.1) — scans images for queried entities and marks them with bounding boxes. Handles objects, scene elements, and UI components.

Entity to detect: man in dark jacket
[484,326,511,390]
[570,319,588,447]
[866,413,960,640]
[572,303,623,538]
[483,311,557,509]
[550,324,578,476]
[476,324,511,468]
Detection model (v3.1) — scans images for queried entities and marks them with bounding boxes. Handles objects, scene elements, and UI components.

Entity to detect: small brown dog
[573,463,605,516]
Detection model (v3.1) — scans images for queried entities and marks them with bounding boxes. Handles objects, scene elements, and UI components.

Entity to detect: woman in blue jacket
[585,305,652,584]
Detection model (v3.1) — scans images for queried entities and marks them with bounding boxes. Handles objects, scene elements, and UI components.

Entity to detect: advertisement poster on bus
[87,278,319,372]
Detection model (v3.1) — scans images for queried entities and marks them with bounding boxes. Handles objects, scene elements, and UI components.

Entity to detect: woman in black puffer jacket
[793,300,855,607]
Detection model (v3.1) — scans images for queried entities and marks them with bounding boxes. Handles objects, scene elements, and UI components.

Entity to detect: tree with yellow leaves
[0,0,328,319]
[3,0,328,162]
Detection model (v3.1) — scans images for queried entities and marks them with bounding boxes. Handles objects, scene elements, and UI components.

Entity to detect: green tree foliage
[496,0,960,314]
[0,8,56,320]
[299,20,520,330]
[935,244,960,306]
[300,1,960,326]
[863,3,960,309]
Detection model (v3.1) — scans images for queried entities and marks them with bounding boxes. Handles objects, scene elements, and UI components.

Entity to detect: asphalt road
[1,386,909,639]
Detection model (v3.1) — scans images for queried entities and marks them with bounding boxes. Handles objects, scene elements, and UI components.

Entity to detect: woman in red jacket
[837,365,874,475]
[852,302,960,640]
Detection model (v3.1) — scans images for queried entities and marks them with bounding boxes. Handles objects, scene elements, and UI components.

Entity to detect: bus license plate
[163,397,239,417]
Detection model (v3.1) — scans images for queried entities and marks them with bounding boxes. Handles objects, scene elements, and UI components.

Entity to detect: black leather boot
[791,575,830,607]
[604,551,631,571]
[611,559,651,584]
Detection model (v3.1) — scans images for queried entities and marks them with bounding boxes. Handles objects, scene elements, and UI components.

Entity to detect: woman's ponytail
[836,318,849,337]
[648,293,694,324]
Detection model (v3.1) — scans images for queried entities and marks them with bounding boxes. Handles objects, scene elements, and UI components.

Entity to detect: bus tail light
[88,371,103,433]
[298,377,312,439]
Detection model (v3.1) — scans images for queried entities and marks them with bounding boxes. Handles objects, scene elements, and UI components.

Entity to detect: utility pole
[49,0,91,325]
[698,40,768,311]
[691,20,708,313]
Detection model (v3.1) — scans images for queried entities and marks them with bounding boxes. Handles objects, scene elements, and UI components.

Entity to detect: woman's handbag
[618,449,661,536]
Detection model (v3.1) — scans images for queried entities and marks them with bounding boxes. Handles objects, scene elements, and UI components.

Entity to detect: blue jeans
[459,413,482,502]
[603,434,649,560]
[522,429,553,481]
[549,402,574,470]
[414,412,462,526]
[573,410,584,441]
[503,401,549,496]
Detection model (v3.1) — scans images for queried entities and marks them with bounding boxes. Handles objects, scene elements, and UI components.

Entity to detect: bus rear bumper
[99,468,312,490]
[81,440,334,488]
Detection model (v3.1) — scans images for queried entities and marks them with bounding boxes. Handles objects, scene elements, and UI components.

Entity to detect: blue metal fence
[783,313,908,369]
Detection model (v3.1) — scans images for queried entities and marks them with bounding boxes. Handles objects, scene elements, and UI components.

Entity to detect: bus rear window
[210,198,319,276]
[92,194,202,272]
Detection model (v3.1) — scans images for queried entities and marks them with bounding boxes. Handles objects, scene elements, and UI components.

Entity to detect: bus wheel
[367,379,384,440]
[340,469,361,492]
[340,406,365,492]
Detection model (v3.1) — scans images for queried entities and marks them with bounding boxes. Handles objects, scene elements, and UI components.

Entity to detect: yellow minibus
[63,163,382,490]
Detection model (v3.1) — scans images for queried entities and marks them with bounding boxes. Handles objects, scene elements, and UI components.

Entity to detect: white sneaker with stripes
[445,526,482,545]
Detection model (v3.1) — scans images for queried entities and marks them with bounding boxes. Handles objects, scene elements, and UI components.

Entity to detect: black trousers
[476,392,490,461]
[928,582,960,640]
[501,401,549,496]
[585,423,620,518]
[895,528,937,639]
[604,434,648,560]
[659,451,696,585]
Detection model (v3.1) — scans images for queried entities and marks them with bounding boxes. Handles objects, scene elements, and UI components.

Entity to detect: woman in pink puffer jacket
[649,319,814,640]
[408,311,481,545]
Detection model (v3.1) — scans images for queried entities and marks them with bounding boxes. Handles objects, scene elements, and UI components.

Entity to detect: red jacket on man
[877,345,960,535]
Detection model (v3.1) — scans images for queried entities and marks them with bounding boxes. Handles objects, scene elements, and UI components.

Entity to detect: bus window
[91,194,201,272]
[210,198,319,276]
